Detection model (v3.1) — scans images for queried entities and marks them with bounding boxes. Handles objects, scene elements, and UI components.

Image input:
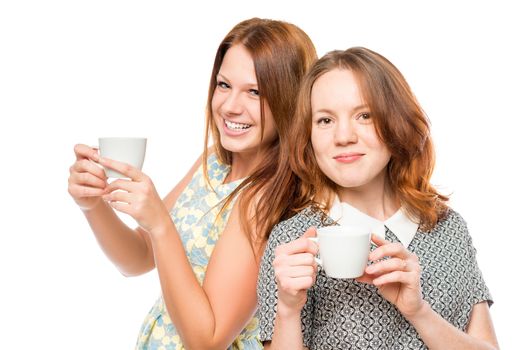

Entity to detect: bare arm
[361,235,499,350]
[100,154,265,349]
[69,144,200,276]
[150,199,263,349]
[81,199,154,276]
[406,301,499,350]
[263,304,307,350]
[263,228,318,350]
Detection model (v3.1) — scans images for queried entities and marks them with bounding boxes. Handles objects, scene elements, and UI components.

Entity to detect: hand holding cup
[68,144,108,211]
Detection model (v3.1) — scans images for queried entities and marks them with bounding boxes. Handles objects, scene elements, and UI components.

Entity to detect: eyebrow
[216,73,258,88]
[313,104,369,115]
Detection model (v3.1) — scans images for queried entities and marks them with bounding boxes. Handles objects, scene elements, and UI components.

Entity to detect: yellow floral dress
[135,153,261,350]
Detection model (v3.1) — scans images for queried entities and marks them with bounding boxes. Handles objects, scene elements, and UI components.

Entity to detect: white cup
[98,137,147,178]
[309,226,371,279]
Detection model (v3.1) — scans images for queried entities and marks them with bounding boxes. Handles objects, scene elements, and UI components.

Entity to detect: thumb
[302,226,317,239]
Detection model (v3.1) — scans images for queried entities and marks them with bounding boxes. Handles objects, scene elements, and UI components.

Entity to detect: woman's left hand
[99,157,171,235]
[357,234,424,318]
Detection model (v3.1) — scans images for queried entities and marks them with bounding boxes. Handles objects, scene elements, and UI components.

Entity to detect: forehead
[218,44,257,83]
[311,69,365,110]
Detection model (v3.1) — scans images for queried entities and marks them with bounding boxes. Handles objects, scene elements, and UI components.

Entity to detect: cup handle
[307,237,322,266]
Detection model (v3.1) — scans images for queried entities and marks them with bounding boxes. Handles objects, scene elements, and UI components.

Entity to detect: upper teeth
[225,120,251,130]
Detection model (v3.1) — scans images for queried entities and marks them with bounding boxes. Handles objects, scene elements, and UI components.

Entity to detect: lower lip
[334,155,363,163]
[222,119,251,136]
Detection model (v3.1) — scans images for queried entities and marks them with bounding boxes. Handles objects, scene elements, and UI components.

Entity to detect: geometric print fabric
[257,206,492,349]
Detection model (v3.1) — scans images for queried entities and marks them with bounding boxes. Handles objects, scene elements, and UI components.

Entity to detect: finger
[74,144,100,162]
[275,236,318,256]
[372,270,415,287]
[103,190,133,204]
[284,253,318,267]
[355,272,375,285]
[371,233,389,247]
[70,160,107,184]
[107,200,133,215]
[278,276,315,292]
[302,226,317,238]
[104,178,138,193]
[70,171,107,190]
[280,265,317,279]
[365,257,409,275]
[369,242,410,261]
[98,157,143,181]
[68,183,106,198]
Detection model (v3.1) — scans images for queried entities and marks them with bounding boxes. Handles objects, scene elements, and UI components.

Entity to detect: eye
[216,81,230,89]
[356,112,372,122]
[316,117,332,126]
[248,88,260,96]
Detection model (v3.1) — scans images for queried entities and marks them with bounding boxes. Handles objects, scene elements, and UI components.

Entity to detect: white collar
[328,196,419,248]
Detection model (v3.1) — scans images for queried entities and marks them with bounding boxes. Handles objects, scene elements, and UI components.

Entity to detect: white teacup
[309,226,371,279]
[98,137,147,178]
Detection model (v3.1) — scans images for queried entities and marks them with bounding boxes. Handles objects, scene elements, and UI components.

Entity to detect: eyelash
[316,117,332,125]
[216,81,259,97]
[315,113,371,126]
[357,113,371,120]
[217,81,230,89]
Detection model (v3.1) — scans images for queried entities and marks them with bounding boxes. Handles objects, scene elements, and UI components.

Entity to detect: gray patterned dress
[257,206,492,349]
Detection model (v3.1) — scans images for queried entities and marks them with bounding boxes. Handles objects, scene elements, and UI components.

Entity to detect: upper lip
[333,152,364,159]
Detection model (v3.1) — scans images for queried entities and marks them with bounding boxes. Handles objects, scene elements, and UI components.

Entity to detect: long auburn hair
[202,18,317,247]
[286,47,448,231]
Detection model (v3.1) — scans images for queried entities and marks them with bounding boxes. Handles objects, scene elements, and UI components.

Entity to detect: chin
[331,175,366,189]
[220,140,250,154]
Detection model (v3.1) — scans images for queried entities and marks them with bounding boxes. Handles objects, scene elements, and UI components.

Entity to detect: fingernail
[92,152,100,161]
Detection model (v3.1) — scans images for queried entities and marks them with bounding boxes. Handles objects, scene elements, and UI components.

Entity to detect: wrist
[148,214,175,239]
[80,197,106,213]
[404,300,432,324]
[276,299,303,320]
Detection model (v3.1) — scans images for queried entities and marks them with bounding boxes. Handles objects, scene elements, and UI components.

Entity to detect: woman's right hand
[68,144,108,211]
[272,227,319,315]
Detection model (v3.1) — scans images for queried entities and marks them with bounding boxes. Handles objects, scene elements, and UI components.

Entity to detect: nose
[334,119,357,146]
[221,90,243,116]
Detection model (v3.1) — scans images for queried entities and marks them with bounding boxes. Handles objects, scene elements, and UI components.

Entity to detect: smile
[224,119,252,131]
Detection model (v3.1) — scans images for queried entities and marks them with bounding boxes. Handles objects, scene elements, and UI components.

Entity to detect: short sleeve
[454,212,493,307]
[256,214,316,346]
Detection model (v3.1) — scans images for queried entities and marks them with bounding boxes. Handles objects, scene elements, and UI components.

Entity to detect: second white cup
[309,226,371,279]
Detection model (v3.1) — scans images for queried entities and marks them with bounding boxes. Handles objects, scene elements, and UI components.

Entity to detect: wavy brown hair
[287,47,448,231]
[202,18,317,247]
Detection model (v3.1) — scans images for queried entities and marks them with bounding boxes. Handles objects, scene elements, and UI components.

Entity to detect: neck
[226,151,261,183]
[336,172,399,221]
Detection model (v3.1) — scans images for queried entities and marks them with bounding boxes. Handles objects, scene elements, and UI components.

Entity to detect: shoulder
[426,207,476,250]
[432,208,469,235]
[163,154,204,209]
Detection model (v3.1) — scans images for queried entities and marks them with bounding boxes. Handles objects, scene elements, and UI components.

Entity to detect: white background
[1,1,522,349]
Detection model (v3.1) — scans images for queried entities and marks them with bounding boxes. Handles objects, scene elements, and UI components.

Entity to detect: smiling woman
[66,17,317,350]
[257,47,499,350]
[212,44,277,160]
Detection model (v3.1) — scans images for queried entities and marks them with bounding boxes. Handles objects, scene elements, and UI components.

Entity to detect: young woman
[67,18,316,349]
[257,47,499,349]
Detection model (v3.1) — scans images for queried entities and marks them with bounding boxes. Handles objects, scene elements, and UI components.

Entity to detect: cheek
[372,143,392,167]
[249,100,262,123]
[311,137,332,176]
[311,130,328,158]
